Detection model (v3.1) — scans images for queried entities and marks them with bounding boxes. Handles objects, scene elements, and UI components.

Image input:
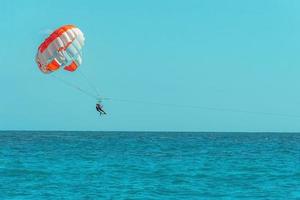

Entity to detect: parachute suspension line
[51,74,98,100]
[107,97,300,119]
[78,70,101,99]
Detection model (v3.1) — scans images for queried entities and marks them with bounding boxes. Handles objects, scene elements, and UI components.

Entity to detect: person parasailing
[96,101,106,115]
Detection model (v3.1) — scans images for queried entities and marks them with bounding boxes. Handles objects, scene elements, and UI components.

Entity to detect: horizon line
[1,130,300,134]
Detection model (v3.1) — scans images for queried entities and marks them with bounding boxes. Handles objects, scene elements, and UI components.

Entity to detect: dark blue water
[0,131,299,199]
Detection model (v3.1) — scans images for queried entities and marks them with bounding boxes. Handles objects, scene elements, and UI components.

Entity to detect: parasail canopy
[35,25,85,74]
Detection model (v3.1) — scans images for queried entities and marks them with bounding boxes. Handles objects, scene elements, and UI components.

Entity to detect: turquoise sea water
[0,131,299,199]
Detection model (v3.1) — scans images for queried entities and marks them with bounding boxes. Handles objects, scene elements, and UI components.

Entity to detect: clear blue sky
[1,0,300,132]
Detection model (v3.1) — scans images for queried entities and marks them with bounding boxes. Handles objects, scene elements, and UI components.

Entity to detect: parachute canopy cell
[35,25,85,74]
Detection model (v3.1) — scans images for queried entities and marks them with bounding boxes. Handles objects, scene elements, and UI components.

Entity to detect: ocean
[0,131,299,199]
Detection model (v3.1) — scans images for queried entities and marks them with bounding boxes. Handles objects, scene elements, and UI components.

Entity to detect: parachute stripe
[66,43,78,58]
[64,61,78,72]
[75,55,82,65]
[41,30,76,56]
[46,59,60,71]
[39,25,75,53]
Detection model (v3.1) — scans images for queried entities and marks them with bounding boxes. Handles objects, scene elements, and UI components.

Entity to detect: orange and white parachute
[35,25,85,74]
